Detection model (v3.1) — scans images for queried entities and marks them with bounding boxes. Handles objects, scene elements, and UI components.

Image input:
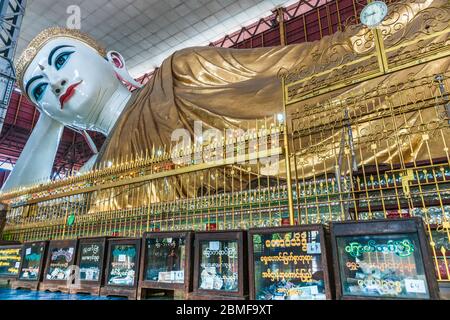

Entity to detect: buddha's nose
[51,78,68,96]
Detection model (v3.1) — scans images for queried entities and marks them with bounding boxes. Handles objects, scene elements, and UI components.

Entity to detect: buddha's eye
[32,83,48,102]
[55,51,74,70]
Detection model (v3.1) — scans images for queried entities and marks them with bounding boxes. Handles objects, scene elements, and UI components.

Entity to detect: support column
[281,77,295,225]
[276,7,287,46]
[0,204,6,239]
[0,0,27,133]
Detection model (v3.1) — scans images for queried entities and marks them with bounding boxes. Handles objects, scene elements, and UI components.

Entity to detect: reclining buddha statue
[2,0,449,192]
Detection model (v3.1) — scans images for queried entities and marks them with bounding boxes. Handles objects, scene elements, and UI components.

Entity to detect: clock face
[360,1,388,27]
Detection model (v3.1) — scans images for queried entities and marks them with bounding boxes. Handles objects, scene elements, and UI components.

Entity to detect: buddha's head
[16,27,139,132]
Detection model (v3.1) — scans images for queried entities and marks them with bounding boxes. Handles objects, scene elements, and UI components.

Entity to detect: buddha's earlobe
[106,51,143,90]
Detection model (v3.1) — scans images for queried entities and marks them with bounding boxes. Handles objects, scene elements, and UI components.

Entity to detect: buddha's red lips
[60,81,83,109]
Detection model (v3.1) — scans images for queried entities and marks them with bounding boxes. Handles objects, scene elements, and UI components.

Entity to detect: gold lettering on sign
[357,279,402,294]
[346,261,416,273]
[265,232,300,248]
[264,232,308,251]
[277,288,303,296]
[260,252,313,265]
[261,268,313,282]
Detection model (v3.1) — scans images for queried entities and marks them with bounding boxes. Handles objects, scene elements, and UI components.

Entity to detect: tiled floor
[0,288,125,300]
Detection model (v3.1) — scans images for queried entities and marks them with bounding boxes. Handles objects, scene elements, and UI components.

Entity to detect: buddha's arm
[2,113,64,191]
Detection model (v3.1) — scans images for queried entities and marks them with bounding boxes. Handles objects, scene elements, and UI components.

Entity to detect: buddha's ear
[106,50,143,89]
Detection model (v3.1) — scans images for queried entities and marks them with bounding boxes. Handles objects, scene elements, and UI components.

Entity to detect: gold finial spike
[155,148,160,160]
[223,128,226,147]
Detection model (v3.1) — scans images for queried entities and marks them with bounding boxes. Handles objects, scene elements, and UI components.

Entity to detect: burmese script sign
[199,240,239,292]
[336,233,431,299]
[145,237,186,284]
[0,246,22,278]
[46,246,76,281]
[79,242,103,282]
[107,244,138,286]
[19,243,46,281]
[251,229,326,300]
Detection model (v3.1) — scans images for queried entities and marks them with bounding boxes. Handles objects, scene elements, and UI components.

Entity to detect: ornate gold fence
[0,123,289,240]
[284,72,450,282]
[281,0,450,282]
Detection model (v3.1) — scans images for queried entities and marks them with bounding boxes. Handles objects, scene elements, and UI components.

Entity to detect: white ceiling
[16,0,298,78]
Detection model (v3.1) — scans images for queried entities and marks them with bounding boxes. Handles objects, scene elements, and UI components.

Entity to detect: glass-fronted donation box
[43,240,77,281]
[10,241,48,290]
[139,232,194,299]
[192,231,248,299]
[331,218,440,300]
[101,238,141,300]
[39,240,78,293]
[0,245,22,280]
[78,238,107,282]
[72,237,110,295]
[19,242,47,282]
[248,225,333,300]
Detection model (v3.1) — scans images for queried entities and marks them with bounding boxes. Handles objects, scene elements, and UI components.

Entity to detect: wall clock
[360,1,388,28]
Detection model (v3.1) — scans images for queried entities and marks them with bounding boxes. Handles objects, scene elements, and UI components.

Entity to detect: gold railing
[282,0,450,104]
[279,0,450,282]
[283,72,450,281]
[0,123,288,241]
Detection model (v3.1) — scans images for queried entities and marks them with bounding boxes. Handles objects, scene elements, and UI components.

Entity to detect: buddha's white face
[22,37,121,131]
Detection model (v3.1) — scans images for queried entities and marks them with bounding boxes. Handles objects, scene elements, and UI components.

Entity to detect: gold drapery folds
[98,0,449,165]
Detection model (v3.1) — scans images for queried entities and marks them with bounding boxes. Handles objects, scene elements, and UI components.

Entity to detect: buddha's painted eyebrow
[25,75,44,94]
[48,45,74,65]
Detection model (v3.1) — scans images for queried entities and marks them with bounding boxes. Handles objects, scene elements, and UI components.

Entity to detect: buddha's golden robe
[97,0,450,177]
